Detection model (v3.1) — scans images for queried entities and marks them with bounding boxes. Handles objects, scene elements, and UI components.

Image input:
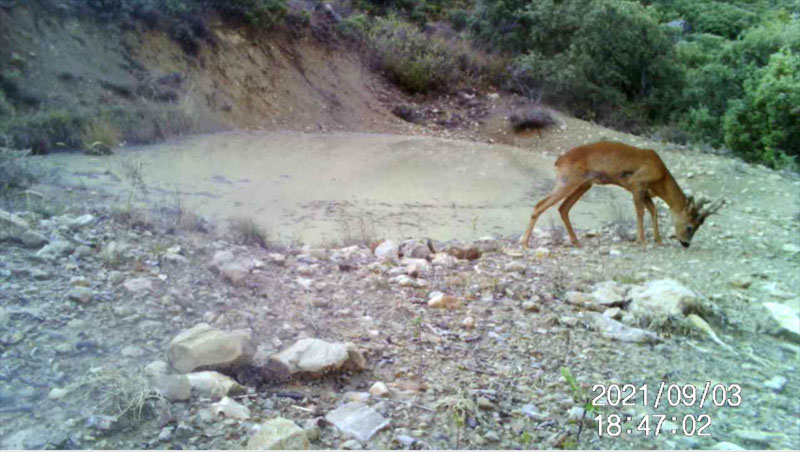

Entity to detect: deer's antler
[697,197,726,219]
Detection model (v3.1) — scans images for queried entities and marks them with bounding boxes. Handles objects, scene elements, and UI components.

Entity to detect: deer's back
[554,141,667,184]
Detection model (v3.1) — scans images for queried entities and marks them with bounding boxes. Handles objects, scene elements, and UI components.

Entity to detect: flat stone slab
[325,402,389,442]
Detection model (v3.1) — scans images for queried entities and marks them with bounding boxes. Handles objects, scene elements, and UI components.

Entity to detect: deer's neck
[654,171,688,214]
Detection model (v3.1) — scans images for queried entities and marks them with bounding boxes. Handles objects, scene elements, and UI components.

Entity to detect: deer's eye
[687,226,694,234]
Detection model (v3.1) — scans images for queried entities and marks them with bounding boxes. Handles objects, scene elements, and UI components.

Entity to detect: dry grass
[72,368,166,421]
[81,118,119,155]
[230,216,269,248]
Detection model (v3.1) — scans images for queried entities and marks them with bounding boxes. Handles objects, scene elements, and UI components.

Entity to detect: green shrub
[212,0,287,27]
[0,89,14,117]
[723,48,799,168]
[447,8,469,31]
[504,1,683,126]
[339,13,370,39]
[681,106,721,147]
[0,146,36,194]
[369,17,456,93]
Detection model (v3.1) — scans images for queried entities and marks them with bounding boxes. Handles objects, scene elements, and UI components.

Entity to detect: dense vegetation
[1,0,797,168]
[461,0,798,168]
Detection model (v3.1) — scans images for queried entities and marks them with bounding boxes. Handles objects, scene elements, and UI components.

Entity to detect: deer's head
[673,195,725,247]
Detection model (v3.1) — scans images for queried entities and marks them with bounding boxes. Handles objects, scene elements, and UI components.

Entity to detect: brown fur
[521,141,722,248]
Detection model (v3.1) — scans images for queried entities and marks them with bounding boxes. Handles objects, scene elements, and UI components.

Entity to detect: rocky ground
[0,144,798,450]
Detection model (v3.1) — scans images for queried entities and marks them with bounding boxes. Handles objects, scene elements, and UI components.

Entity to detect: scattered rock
[710,441,745,450]
[268,253,287,266]
[48,387,69,400]
[121,345,146,358]
[0,210,29,237]
[399,239,431,259]
[151,374,191,401]
[123,277,153,293]
[341,439,363,450]
[220,261,250,286]
[590,281,627,305]
[728,274,753,289]
[504,261,527,273]
[782,243,800,254]
[208,250,235,272]
[584,312,661,343]
[20,230,48,248]
[69,214,95,229]
[763,302,799,338]
[522,300,540,312]
[325,402,389,442]
[67,287,94,303]
[628,279,700,321]
[462,316,476,329]
[447,246,481,260]
[732,429,788,446]
[36,240,74,259]
[246,417,310,450]
[431,253,457,268]
[477,396,494,410]
[186,371,245,399]
[144,360,170,377]
[168,323,255,373]
[271,338,355,374]
[763,375,787,392]
[533,247,551,259]
[212,396,251,419]
[369,382,389,397]
[392,275,426,288]
[165,253,189,264]
[374,240,398,260]
[427,293,462,309]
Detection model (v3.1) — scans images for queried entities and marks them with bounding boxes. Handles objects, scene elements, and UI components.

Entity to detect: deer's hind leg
[558,181,592,246]
[521,179,587,248]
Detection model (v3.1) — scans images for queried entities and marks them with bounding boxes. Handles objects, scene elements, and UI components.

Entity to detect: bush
[447,8,469,31]
[508,106,557,132]
[369,17,456,93]
[504,1,683,127]
[81,118,120,155]
[723,48,799,168]
[339,13,370,39]
[211,0,287,27]
[0,146,36,194]
[230,217,269,248]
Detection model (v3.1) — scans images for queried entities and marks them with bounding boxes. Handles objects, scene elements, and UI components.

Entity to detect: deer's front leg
[632,190,647,244]
[644,196,662,244]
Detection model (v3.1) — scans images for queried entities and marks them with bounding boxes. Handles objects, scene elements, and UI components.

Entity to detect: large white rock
[584,312,661,343]
[168,323,255,373]
[0,210,30,239]
[220,261,249,286]
[399,239,431,259]
[591,281,628,305]
[325,402,389,442]
[763,302,799,338]
[628,279,699,320]
[186,371,245,399]
[374,240,398,260]
[246,418,310,450]
[271,338,350,374]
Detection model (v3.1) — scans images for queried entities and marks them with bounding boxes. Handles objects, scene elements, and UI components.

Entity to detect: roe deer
[521,141,724,248]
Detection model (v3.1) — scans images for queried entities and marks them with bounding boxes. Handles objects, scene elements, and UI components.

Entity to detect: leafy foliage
[723,48,799,167]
